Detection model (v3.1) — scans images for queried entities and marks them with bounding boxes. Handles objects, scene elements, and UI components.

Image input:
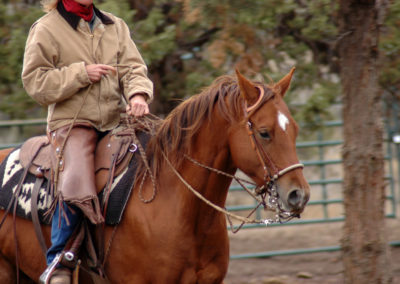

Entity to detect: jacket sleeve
[116,19,154,103]
[21,23,92,106]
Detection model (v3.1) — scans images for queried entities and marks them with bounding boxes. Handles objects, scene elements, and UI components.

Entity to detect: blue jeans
[46,202,81,265]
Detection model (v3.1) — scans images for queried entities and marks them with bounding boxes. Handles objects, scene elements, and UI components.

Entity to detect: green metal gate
[227,119,399,259]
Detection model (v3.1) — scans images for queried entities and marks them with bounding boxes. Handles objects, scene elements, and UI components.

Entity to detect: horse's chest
[165,239,229,283]
[151,262,227,284]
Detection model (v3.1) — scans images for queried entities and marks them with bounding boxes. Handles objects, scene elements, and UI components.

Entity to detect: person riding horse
[21,0,153,282]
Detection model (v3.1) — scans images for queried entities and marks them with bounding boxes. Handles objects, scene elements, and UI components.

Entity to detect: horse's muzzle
[286,188,309,212]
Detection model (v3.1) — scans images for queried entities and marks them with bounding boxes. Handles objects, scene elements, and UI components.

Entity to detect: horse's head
[229,69,310,214]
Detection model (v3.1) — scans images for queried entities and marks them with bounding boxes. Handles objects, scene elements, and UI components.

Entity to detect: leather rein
[163,85,304,231]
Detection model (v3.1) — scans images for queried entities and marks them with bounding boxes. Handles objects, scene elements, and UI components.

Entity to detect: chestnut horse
[0,69,309,283]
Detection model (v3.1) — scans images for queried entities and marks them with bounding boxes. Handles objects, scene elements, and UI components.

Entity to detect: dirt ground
[225,219,400,284]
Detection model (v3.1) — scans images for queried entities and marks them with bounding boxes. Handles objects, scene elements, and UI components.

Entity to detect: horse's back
[0,148,13,164]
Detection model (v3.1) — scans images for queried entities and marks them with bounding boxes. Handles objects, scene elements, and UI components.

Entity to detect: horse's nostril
[287,189,303,208]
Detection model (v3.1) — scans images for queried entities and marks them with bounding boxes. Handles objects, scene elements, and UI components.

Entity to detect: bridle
[244,86,304,196]
[161,85,305,231]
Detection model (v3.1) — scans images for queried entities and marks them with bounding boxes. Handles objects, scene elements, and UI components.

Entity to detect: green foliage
[0,0,398,129]
[174,0,340,109]
[379,1,400,93]
[184,60,222,96]
[134,8,177,64]
[295,81,340,128]
[298,0,338,40]
[97,0,135,29]
[0,2,44,119]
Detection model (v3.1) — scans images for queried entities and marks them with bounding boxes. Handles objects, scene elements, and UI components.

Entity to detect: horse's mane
[136,75,275,182]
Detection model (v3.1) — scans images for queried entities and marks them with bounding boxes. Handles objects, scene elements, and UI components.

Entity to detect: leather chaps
[49,124,104,225]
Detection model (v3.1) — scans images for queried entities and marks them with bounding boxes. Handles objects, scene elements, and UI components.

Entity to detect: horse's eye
[259,131,271,140]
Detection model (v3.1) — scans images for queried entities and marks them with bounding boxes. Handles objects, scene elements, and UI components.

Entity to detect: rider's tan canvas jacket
[22,3,153,132]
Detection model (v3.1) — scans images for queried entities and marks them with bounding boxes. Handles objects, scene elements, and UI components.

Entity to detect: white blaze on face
[278,111,289,132]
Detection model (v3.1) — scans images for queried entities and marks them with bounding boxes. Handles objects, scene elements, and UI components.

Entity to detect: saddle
[19,127,137,193]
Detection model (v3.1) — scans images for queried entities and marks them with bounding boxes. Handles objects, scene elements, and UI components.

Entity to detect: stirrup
[39,250,78,284]
[48,268,72,284]
[39,253,62,284]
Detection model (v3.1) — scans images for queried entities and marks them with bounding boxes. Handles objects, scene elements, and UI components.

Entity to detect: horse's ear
[275,67,295,97]
[235,69,259,106]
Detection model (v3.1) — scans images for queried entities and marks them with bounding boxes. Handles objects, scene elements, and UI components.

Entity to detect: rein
[162,151,264,225]
[164,151,300,231]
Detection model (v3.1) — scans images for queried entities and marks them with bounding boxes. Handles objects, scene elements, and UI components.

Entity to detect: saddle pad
[0,147,52,224]
[0,131,151,226]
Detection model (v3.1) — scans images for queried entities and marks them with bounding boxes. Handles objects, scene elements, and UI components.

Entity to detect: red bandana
[62,0,94,21]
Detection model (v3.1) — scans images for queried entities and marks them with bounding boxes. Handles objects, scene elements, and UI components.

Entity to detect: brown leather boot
[49,268,71,284]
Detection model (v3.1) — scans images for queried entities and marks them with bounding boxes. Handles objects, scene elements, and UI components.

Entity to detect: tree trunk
[338,0,392,283]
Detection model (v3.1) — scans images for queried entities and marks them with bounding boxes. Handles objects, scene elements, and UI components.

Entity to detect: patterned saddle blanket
[0,131,150,226]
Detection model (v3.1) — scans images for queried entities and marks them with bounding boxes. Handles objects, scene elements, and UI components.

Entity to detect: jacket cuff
[77,62,92,85]
[127,90,152,103]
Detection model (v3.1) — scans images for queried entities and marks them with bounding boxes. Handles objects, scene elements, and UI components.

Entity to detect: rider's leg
[52,124,103,225]
[46,202,81,265]
[40,124,103,283]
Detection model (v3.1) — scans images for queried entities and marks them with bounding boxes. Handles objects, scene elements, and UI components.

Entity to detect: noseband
[244,86,304,195]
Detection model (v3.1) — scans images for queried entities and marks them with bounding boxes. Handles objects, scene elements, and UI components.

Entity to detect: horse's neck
[126,115,234,231]
[162,121,235,226]
[183,147,234,205]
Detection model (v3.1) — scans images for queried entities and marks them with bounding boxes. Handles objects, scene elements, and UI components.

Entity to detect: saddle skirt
[19,129,136,193]
[0,129,150,225]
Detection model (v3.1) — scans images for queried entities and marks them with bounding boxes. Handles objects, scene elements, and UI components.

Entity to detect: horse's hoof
[49,268,71,284]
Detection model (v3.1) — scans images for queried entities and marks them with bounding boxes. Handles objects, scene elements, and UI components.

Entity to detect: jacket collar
[57,1,114,30]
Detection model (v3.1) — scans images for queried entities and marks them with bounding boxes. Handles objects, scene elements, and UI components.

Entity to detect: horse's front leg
[0,253,16,283]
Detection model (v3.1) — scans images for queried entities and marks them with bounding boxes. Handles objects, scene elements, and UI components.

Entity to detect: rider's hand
[85,64,116,83]
[126,94,149,117]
